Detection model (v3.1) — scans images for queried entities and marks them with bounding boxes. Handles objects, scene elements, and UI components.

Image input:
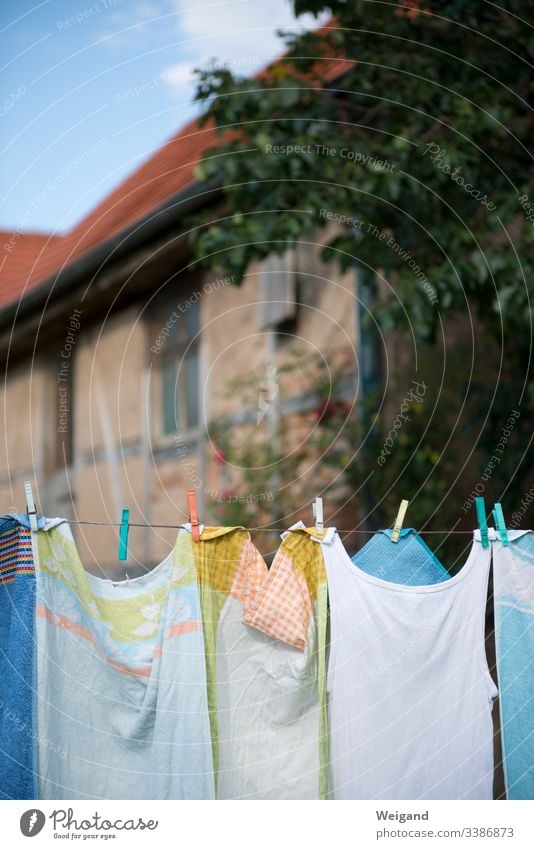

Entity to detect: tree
[189,0,534,540]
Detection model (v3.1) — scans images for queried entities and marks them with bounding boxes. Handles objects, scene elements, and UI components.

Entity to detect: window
[156,295,200,435]
[357,266,381,396]
[257,250,297,332]
[41,344,74,476]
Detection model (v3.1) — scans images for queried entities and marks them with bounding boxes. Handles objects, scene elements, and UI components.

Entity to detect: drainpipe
[355,262,381,531]
[93,359,123,554]
[140,365,151,564]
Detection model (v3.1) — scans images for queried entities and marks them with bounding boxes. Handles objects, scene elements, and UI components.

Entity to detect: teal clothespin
[493,502,509,546]
[118,509,130,561]
[475,496,489,549]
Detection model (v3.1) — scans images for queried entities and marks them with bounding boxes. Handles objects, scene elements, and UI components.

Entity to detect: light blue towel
[0,514,37,799]
[35,521,214,799]
[493,530,534,799]
[351,528,450,585]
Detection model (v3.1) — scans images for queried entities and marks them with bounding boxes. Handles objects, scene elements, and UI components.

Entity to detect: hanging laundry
[244,521,329,799]
[352,528,450,585]
[323,529,497,799]
[493,529,534,800]
[0,514,38,799]
[193,524,328,799]
[34,521,214,799]
[191,525,270,798]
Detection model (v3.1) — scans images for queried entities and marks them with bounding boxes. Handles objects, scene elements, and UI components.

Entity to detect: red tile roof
[0,38,353,312]
[0,231,63,309]
[0,117,222,310]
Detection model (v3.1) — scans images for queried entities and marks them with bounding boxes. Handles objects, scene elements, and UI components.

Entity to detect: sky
[0,0,325,235]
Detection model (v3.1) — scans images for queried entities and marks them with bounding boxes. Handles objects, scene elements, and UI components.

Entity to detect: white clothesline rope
[59,520,479,534]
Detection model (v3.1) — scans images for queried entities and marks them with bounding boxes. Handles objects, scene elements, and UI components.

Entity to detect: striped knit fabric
[0,519,37,799]
[0,523,34,584]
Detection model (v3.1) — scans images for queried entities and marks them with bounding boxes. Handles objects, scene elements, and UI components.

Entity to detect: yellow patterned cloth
[243,522,331,798]
[192,524,328,798]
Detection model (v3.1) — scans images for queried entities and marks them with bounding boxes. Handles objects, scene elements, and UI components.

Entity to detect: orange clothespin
[187,490,200,542]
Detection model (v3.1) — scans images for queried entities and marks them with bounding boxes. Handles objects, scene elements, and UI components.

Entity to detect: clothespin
[118,509,130,561]
[391,499,409,543]
[475,496,489,549]
[493,502,509,546]
[187,490,200,542]
[312,497,324,535]
[24,481,38,532]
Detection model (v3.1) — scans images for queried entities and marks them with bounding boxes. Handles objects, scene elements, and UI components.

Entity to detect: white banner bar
[1,800,533,848]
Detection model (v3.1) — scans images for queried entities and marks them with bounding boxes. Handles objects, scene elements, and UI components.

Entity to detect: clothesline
[6,513,528,801]
[56,520,477,534]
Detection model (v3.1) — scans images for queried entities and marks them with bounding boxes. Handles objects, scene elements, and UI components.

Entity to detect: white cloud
[160,59,197,87]
[94,1,177,47]
[163,0,328,92]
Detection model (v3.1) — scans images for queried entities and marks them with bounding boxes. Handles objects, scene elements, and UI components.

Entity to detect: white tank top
[323,532,497,799]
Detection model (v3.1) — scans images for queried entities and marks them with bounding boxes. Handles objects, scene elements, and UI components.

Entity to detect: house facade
[0,243,364,571]
[0,51,373,570]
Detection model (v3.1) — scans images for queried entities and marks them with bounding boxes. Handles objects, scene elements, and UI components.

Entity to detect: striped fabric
[0,524,33,584]
[0,517,37,799]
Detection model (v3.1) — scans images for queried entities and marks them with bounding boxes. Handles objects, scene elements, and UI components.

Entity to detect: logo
[20,809,46,837]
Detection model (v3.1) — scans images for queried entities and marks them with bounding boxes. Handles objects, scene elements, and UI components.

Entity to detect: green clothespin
[475,496,489,549]
[391,499,409,543]
[493,502,509,546]
[118,509,130,561]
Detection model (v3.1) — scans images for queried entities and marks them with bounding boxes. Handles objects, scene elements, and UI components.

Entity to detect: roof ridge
[0,18,351,312]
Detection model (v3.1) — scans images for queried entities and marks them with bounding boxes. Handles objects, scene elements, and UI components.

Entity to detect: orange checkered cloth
[244,525,329,650]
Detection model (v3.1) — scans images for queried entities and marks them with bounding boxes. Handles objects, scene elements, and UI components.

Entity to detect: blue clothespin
[493,502,509,546]
[118,509,130,561]
[475,496,489,549]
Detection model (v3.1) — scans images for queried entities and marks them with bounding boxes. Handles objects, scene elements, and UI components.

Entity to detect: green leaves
[186,0,534,528]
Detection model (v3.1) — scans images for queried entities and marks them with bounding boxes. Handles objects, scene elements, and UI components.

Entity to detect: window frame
[150,292,201,441]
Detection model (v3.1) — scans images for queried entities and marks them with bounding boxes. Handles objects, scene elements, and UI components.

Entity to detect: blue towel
[493,530,534,799]
[0,515,37,799]
[351,528,450,585]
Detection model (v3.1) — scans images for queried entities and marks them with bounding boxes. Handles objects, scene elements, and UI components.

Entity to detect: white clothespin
[313,497,324,535]
[391,499,409,543]
[24,481,39,532]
